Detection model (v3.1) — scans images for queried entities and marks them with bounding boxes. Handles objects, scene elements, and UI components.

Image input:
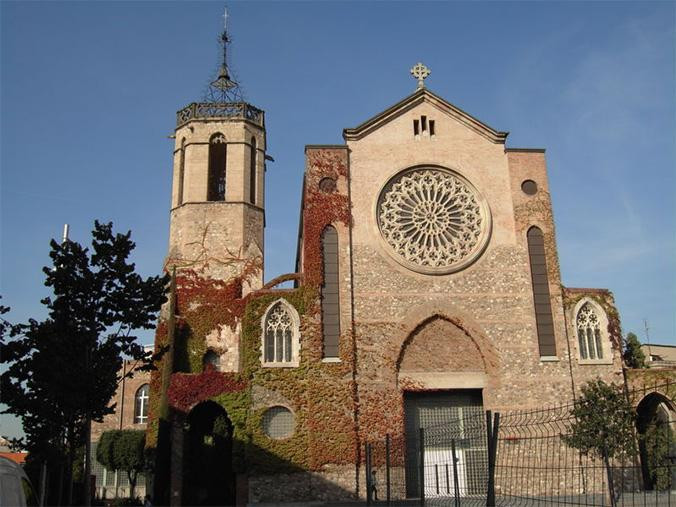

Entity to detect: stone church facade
[148,23,624,506]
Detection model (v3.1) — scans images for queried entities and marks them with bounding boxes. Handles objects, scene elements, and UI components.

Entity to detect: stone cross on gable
[411,62,430,89]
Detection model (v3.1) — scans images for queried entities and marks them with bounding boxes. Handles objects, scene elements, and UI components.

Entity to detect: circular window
[262,406,295,439]
[521,180,538,195]
[377,167,491,274]
[319,177,337,193]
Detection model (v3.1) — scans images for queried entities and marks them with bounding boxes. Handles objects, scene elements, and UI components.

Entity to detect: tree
[563,379,637,505]
[623,332,647,369]
[1,222,168,505]
[96,430,147,499]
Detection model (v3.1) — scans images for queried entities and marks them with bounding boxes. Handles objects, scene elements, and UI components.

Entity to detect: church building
[148,16,624,506]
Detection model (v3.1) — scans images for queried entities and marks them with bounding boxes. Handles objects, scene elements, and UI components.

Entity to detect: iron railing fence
[362,382,676,507]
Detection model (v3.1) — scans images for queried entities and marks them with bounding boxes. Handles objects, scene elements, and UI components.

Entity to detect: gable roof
[343,87,509,144]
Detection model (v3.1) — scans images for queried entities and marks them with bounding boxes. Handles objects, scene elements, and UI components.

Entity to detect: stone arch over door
[394,302,500,398]
[636,393,676,491]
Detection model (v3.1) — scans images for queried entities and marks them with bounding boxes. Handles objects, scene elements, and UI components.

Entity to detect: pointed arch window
[576,303,604,360]
[262,300,300,367]
[527,227,556,357]
[177,138,186,205]
[249,137,257,205]
[208,133,227,201]
[134,384,149,424]
[321,225,340,359]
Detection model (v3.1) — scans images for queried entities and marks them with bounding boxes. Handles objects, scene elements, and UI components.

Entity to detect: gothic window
[527,227,556,357]
[576,303,604,360]
[203,350,220,371]
[207,133,227,201]
[249,137,257,205]
[134,384,149,424]
[178,138,186,205]
[262,300,300,366]
[321,226,340,359]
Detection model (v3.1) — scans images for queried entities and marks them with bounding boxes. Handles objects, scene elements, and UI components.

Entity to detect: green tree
[563,379,637,505]
[642,417,673,490]
[97,430,147,499]
[1,222,168,505]
[623,332,647,368]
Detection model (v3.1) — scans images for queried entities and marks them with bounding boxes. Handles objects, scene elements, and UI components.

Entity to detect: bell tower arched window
[208,133,227,201]
[177,138,186,205]
[577,303,603,360]
[527,226,556,357]
[262,300,300,367]
[249,137,257,205]
[321,225,340,359]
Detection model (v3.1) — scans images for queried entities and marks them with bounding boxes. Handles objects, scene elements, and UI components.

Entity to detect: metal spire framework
[204,7,244,103]
[176,7,263,128]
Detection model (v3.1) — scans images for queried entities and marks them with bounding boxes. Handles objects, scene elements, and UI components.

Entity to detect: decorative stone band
[176,102,264,128]
[377,166,492,275]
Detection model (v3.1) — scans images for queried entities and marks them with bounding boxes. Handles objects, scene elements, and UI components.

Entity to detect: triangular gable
[343,87,509,144]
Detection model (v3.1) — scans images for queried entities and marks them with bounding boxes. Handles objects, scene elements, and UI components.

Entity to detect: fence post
[486,411,500,507]
[385,434,391,506]
[451,439,460,507]
[419,427,425,506]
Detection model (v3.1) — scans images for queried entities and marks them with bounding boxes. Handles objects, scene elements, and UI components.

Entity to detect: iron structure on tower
[175,8,263,129]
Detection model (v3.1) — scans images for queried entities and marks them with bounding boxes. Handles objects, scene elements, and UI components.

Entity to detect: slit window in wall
[527,226,556,357]
[321,226,340,359]
[134,384,149,424]
[249,137,257,205]
[421,115,427,132]
[429,120,435,136]
[207,133,227,201]
[413,119,420,136]
[177,138,186,205]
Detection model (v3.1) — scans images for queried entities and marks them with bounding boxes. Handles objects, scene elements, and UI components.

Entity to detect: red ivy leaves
[168,369,247,413]
[303,149,351,287]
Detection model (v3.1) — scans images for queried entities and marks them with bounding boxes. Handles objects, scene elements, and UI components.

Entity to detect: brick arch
[393,302,500,396]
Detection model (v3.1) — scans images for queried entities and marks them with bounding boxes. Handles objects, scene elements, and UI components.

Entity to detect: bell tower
[166,10,265,289]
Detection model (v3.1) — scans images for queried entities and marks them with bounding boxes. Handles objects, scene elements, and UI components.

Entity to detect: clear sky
[1,1,674,440]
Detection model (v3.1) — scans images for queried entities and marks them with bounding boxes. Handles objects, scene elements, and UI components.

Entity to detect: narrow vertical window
[421,115,427,132]
[527,227,556,356]
[429,120,435,136]
[321,226,340,358]
[177,138,186,205]
[249,137,257,204]
[413,119,420,136]
[208,133,227,201]
[134,384,149,424]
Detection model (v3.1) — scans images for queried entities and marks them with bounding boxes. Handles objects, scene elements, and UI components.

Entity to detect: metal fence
[363,383,675,507]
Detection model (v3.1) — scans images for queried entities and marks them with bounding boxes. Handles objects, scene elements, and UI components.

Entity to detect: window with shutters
[527,227,556,357]
[575,299,611,363]
[321,226,340,359]
[207,133,227,201]
[261,299,300,367]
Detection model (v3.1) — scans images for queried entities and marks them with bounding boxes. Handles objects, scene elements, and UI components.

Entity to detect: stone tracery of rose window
[576,302,603,360]
[377,167,490,274]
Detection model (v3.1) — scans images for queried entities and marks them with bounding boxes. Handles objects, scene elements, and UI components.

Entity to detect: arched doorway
[183,401,235,505]
[396,316,488,498]
[636,393,675,491]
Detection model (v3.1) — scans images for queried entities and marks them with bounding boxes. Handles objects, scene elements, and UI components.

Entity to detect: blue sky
[1,1,674,439]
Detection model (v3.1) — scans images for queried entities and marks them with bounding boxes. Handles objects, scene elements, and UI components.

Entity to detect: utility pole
[644,319,651,363]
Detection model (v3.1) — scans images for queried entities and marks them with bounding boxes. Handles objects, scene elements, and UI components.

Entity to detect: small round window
[521,180,538,195]
[319,177,337,193]
[262,406,295,439]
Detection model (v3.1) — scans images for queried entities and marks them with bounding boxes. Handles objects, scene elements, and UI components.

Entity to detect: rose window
[377,167,491,274]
